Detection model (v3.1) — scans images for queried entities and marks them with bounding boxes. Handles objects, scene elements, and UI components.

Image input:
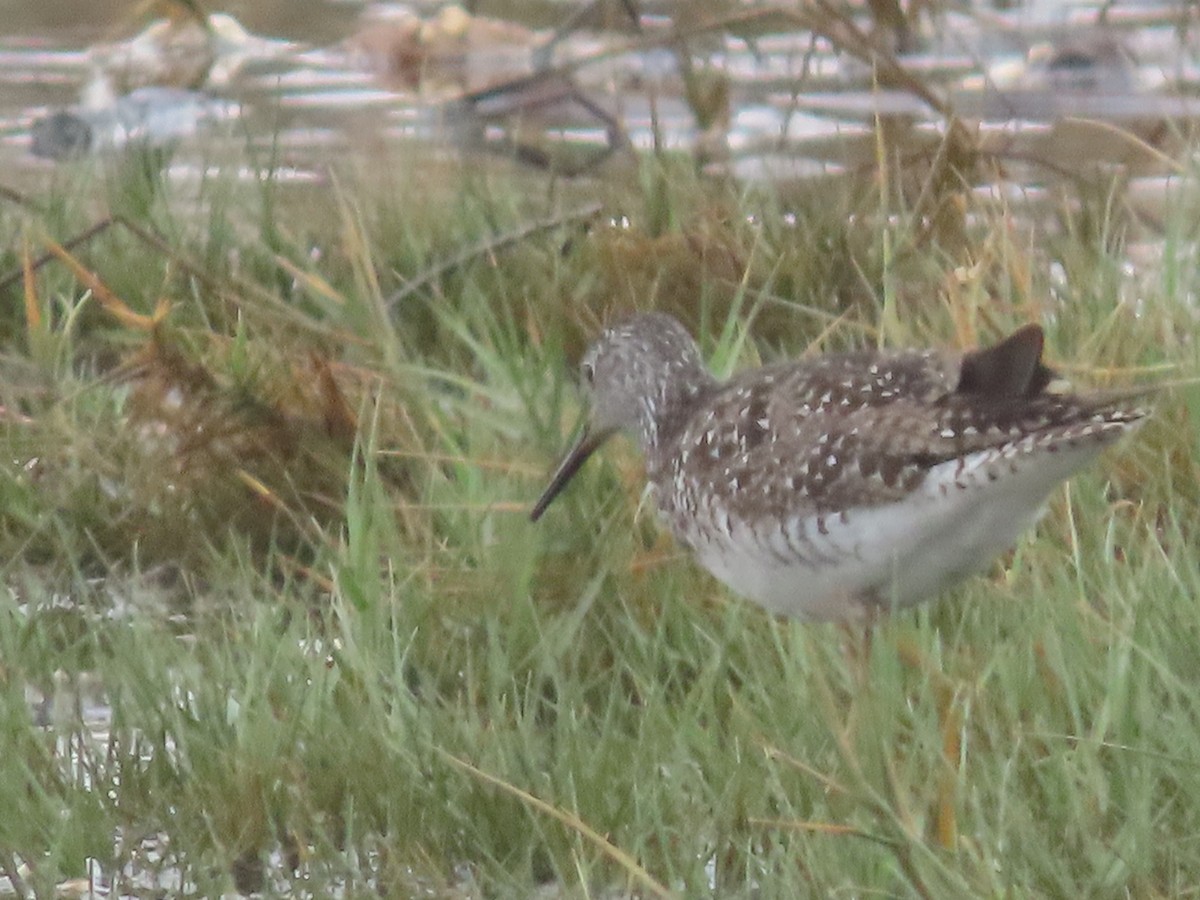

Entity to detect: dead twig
[0,183,44,213]
[795,0,948,116]
[0,213,226,296]
[454,71,631,175]
[384,203,602,311]
[0,218,119,293]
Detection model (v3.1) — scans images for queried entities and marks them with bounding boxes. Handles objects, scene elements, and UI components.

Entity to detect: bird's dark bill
[530,427,611,521]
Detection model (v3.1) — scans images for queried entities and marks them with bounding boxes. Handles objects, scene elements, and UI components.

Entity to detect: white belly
[685,441,1110,622]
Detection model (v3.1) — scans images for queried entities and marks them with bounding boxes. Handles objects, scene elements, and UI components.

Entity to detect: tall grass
[0,140,1196,897]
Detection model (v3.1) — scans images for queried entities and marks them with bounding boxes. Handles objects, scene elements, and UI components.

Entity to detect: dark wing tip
[957,323,1054,401]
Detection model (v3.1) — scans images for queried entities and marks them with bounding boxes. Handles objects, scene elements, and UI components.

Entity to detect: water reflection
[0,2,1198,214]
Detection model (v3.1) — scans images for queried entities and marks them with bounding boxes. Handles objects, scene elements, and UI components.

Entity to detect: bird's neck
[635,364,717,459]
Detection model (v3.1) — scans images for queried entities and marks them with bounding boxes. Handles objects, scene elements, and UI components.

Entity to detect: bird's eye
[581,362,595,385]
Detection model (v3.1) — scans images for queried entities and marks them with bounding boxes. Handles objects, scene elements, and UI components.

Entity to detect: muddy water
[2,0,1197,205]
[0,0,686,185]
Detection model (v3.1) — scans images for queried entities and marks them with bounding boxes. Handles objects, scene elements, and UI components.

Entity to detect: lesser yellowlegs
[531,313,1145,622]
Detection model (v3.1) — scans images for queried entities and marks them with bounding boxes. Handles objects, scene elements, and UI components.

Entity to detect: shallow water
[1,0,1197,193]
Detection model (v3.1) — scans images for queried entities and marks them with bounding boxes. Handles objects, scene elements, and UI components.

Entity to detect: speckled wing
[668,342,1144,526]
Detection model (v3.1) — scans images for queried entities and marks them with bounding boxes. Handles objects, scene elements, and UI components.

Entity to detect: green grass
[0,142,1197,898]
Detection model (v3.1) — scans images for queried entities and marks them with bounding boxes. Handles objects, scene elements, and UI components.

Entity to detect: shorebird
[530,313,1146,622]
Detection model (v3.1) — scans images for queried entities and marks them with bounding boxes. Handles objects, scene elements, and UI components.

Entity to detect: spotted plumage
[531,313,1147,622]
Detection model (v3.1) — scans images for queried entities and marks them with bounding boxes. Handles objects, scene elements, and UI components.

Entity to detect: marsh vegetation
[2,1,1200,897]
